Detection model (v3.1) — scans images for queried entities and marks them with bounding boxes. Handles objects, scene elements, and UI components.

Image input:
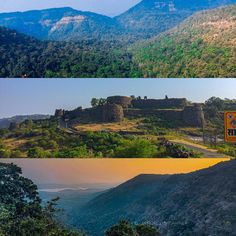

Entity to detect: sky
[0,0,140,17]
[1,79,236,118]
[1,158,229,185]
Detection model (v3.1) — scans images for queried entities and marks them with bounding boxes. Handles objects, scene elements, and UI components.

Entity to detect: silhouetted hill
[76,159,236,235]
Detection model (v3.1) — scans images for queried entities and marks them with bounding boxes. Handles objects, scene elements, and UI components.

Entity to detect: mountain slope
[117,0,236,39]
[1,1,236,42]
[76,159,236,235]
[0,27,137,78]
[0,7,121,41]
[132,4,236,77]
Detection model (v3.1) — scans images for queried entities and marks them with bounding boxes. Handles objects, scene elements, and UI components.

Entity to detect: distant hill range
[75,159,236,236]
[0,2,236,77]
[116,0,236,38]
[0,0,236,41]
[0,114,50,129]
[0,7,121,41]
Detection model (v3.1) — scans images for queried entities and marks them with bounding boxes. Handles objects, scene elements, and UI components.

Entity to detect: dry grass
[74,119,142,133]
[200,19,236,45]
[3,138,28,150]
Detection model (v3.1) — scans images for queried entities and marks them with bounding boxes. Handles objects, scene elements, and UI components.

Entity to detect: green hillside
[0,27,137,78]
[0,5,235,78]
[132,4,236,78]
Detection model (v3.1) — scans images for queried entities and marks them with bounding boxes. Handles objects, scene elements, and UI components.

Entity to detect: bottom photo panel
[1,158,235,236]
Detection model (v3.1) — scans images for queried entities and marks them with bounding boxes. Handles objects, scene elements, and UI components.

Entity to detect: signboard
[224,111,236,142]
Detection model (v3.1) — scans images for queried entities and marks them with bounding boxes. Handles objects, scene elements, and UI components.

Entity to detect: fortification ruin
[54,96,205,127]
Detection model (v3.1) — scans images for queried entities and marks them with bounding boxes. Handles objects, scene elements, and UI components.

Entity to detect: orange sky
[1,158,230,185]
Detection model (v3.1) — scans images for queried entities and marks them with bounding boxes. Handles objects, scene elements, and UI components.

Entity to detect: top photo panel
[0,0,236,78]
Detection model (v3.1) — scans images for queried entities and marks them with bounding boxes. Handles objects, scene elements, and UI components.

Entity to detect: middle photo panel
[0,79,235,158]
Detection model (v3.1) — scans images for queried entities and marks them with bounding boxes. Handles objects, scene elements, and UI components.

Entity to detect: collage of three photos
[0,0,236,235]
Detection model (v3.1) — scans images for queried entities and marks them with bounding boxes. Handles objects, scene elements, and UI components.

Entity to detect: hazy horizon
[1,159,228,186]
[1,79,236,119]
[0,0,141,17]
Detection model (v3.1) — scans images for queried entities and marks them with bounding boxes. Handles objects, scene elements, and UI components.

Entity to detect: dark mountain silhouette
[75,159,236,236]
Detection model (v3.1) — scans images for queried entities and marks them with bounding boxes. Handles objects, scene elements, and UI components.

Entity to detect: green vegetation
[0,117,203,158]
[0,162,83,236]
[91,98,107,108]
[1,96,236,158]
[132,4,236,78]
[106,220,160,236]
[113,139,157,158]
[1,5,236,78]
[0,27,140,78]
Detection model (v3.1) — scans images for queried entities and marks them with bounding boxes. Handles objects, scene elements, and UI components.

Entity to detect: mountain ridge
[1,0,236,41]
[0,7,121,41]
[0,114,50,129]
[75,159,236,235]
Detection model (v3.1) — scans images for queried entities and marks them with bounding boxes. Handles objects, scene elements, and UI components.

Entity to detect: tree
[106,221,160,236]
[106,220,138,236]
[205,97,224,110]
[98,98,107,106]
[27,147,48,158]
[0,163,84,236]
[113,139,157,158]
[136,224,160,236]
[91,98,99,107]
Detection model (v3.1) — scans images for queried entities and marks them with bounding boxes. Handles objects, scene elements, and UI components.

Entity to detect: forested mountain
[75,159,236,236]
[116,0,236,39]
[132,4,236,77]
[0,27,139,78]
[0,1,236,41]
[0,7,121,41]
[0,4,235,77]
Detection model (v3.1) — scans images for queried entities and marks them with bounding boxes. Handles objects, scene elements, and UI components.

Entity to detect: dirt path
[170,139,231,158]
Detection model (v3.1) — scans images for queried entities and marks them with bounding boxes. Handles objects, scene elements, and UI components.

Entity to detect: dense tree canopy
[106,221,160,236]
[0,163,83,236]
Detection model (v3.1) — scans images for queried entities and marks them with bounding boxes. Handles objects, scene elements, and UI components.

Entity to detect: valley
[73,159,236,236]
[0,1,235,78]
[26,159,236,236]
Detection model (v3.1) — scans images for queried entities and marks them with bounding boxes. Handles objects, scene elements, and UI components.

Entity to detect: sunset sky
[1,79,236,118]
[1,159,229,186]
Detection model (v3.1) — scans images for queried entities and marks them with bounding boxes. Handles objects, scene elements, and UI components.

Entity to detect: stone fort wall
[54,96,205,127]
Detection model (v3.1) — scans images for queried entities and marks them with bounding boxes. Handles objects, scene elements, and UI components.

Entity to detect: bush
[106,221,160,236]
[113,139,157,158]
